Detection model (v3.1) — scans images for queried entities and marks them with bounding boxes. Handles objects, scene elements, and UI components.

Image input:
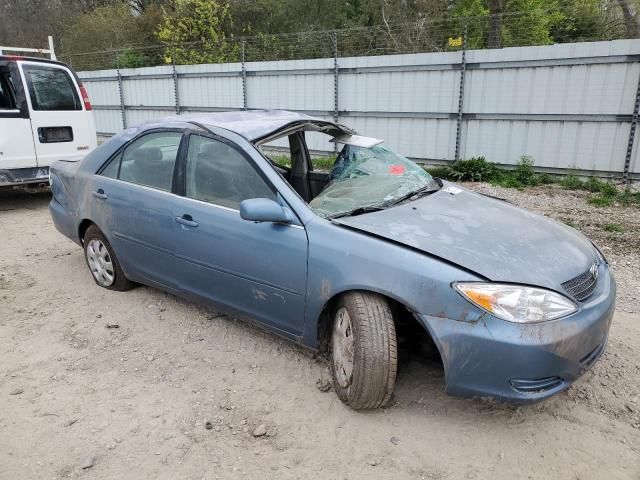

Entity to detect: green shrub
[492,174,523,188]
[115,48,150,68]
[585,177,617,197]
[425,166,452,179]
[512,155,538,186]
[536,173,558,185]
[448,157,499,182]
[618,189,640,206]
[561,174,584,190]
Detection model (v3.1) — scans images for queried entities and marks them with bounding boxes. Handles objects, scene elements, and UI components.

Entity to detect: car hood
[333,183,597,291]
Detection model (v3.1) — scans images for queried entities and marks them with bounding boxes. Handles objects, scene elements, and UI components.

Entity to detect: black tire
[330,291,397,410]
[83,225,133,291]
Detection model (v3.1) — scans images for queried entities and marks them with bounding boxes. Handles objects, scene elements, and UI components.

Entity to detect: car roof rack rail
[0,35,56,60]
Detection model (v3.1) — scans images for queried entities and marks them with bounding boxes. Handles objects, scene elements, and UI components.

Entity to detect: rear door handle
[92,189,107,200]
[175,214,198,228]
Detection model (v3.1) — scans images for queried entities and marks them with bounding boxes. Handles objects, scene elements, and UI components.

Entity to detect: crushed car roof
[138,109,347,142]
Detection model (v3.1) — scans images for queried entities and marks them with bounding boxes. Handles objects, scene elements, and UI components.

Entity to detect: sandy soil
[0,188,639,480]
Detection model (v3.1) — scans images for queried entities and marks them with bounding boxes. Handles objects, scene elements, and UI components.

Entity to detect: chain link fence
[58,11,635,71]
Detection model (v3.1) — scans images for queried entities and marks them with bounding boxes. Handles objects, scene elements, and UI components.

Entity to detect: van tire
[330,292,397,410]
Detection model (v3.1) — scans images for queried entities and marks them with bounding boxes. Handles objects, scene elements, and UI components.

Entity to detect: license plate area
[38,126,73,143]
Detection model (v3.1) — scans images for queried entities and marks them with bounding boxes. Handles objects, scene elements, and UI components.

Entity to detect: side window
[101,132,182,192]
[0,69,16,110]
[22,64,81,111]
[186,135,276,209]
[100,152,121,179]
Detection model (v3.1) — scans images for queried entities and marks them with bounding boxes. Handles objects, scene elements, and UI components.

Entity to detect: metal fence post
[115,51,127,129]
[332,31,339,152]
[454,23,468,162]
[332,32,339,124]
[241,40,248,110]
[623,68,640,184]
[171,47,180,115]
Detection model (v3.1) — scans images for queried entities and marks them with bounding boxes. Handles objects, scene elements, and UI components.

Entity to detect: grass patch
[312,156,336,171]
[602,223,624,233]
[427,156,637,208]
[268,154,291,168]
[587,195,614,207]
[618,189,640,206]
[266,154,335,171]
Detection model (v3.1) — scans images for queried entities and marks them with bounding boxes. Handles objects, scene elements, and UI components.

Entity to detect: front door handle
[175,214,198,228]
[92,189,107,200]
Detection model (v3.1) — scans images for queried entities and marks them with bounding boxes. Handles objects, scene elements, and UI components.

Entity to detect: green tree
[450,0,564,48]
[156,0,238,64]
[59,1,164,69]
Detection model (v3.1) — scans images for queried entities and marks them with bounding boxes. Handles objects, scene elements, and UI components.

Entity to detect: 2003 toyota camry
[49,110,615,409]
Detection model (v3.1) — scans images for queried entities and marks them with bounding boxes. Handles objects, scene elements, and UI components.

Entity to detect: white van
[0,55,97,189]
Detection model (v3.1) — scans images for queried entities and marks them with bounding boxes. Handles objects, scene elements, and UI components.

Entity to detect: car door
[18,60,96,168]
[0,62,37,175]
[91,130,184,292]
[171,132,308,337]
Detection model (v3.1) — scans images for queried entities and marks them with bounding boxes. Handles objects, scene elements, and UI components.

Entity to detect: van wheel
[83,225,133,291]
[330,292,397,410]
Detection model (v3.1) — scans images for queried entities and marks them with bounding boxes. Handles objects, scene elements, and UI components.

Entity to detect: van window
[0,70,16,110]
[22,64,81,111]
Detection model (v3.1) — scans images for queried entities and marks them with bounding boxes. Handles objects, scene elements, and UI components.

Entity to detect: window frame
[0,62,28,119]
[178,131,279,210]
[0,68,17,110]
[97,128,187,194]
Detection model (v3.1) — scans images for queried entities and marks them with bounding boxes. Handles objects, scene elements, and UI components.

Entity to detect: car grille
[561,264,598,302]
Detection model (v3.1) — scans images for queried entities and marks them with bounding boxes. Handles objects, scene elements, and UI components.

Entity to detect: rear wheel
[330,292,397,410]
[83,225,133,291]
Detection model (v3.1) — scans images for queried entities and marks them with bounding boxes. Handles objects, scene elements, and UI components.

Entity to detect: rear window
[22,64,81,111]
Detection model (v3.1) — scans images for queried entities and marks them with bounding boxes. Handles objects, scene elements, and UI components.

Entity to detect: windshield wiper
[383,184,439,207]
[327,205,386,220]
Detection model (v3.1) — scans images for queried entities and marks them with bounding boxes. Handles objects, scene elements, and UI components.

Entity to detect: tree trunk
[487,0,503,48]
[617,0,640,37]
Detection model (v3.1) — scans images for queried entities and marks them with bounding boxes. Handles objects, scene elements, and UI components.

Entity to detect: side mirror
[240,198,293,224]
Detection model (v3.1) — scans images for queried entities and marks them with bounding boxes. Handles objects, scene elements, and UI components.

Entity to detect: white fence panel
[79,39,640,179]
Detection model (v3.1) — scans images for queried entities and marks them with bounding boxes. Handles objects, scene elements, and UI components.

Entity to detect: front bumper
[418,263,616,403]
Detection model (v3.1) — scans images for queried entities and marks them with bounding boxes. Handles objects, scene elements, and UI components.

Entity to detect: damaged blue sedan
[49,110,615,409]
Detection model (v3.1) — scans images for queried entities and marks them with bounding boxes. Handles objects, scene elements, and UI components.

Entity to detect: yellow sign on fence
[448,37,463,47]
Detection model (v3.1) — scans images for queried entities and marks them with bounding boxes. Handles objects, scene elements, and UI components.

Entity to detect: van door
[0,62,37,179]
[18,60,96,168]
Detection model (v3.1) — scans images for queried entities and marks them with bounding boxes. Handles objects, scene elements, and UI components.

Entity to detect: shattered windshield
[309,144,439,219]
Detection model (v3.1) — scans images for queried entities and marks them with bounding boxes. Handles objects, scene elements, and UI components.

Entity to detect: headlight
[454,282,577,324]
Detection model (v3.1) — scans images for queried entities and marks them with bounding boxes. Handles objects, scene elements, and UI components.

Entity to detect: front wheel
[330,292,397,410]
[83,225,133,291]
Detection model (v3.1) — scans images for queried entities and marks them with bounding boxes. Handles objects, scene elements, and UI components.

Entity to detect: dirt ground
[1,186,639,480]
